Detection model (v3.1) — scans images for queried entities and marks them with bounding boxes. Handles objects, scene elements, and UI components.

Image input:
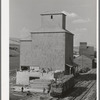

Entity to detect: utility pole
[82,50,83,68]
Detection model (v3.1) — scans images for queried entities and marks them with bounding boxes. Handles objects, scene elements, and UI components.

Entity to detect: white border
[1,0,9,100]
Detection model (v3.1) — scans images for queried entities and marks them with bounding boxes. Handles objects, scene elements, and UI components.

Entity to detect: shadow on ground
[52,73,96,99]
[64,87,87,98]
[75,73,96,82]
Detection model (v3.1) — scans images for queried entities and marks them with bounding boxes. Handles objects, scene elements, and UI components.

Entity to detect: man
[21,87,24,92]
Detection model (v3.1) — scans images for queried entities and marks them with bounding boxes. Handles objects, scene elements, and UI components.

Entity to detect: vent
[51,15,53,19]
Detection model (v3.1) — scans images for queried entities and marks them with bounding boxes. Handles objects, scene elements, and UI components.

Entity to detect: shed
[74,55,92,71]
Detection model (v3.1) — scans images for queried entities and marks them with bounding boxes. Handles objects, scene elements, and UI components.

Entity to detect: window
[29,77,40,80]
[21,66,30,71]
[51,15,53,19]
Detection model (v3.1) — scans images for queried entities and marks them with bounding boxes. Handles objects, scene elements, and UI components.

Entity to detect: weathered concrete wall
[20,32,73,72]
[65,33,73,74]
[20,40,32,67]
[41,14,66,29]
[65,33,73,64]
[31,33,65,71]
[16,71,29,85]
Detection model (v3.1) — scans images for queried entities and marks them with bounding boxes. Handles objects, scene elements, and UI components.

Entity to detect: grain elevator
[20,12,74,74]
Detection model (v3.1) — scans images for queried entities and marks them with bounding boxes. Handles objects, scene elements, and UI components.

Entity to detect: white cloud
[62,11,78,18]
[19,27,31,39]
[76,28,87,31]
[72,18,91,23]
[67,13,78,17]
[72,28,87,33]
[62,11,91,24]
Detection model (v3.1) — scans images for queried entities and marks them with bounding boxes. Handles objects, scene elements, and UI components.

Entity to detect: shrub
[79,67,90,73]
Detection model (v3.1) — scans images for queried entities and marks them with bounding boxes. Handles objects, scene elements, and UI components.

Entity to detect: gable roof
[74,55,92,69]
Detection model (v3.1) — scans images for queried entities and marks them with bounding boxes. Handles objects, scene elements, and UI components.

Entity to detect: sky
[10,0,97,47]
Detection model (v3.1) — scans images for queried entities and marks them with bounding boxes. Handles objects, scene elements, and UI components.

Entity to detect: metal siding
[31,33,65,71]
[20,41,32,68]
[41,15,63,29]
[65,33,73,65]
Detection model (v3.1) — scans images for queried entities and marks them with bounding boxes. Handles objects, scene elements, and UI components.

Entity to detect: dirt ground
[10,69,96,100]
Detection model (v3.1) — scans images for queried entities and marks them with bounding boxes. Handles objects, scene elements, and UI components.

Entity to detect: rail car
[50,74,75,97]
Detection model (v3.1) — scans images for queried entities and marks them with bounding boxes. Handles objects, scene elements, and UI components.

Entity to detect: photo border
[1,0,99,100]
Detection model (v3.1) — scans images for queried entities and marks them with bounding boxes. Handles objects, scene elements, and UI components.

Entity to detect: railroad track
[10,69,96,100]
[50,69,96,100]
[63,81,95,100]
[63,69,96,100]
[49,82,96,100]
[73,81,96,100]
[81,82,96,100]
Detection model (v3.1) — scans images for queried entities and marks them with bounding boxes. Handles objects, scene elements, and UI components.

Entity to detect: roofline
[20,40,32,42]
[31,31,74,35]
[31,31,66,33]
[40,13,66,16]
[65,29,74,35]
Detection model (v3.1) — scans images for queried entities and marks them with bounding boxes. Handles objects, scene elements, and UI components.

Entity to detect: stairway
[29,79,52,93]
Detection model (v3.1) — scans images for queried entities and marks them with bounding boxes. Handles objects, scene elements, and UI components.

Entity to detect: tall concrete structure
[79,42,94,59]
[20,12,74,74]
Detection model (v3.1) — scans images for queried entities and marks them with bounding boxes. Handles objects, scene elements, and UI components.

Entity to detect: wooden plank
[81,83,96,100]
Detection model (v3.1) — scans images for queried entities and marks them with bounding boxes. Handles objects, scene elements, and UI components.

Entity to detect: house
[79,42,94,59]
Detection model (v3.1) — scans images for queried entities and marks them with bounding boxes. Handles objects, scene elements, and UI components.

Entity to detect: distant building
[20,12,74,74]
[79,42,94,59]
[74,55,92,71]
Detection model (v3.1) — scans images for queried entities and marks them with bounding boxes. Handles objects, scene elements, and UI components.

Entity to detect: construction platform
[10,69,96,100]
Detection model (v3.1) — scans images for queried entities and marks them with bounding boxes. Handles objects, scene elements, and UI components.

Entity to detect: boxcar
[50,75,75,97]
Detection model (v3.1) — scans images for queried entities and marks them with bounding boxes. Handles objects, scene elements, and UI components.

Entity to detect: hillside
[9,43,80,71]
[10,38,20,71]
